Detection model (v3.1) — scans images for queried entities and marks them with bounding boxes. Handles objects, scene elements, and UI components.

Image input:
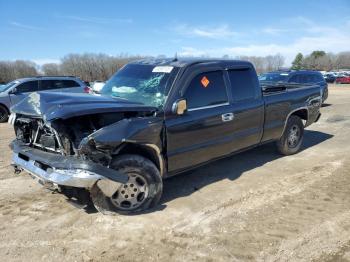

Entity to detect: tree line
[291,51,350,71]
[0,51,349,83]
[0,53,144,83]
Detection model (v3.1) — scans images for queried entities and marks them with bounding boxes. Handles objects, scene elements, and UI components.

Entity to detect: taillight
[83,86,92,93]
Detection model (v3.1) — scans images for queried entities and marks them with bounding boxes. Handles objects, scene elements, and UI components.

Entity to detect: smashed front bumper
[10,141,128,189]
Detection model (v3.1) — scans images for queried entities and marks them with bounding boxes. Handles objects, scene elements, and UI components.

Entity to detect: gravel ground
[0,84,350,262]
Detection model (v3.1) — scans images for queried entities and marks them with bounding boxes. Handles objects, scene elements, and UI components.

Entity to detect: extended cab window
[184,71,228,109]
[228,69,256,102]
[16,81,39,93]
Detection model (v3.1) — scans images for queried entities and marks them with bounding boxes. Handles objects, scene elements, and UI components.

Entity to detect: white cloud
[262,27,288,35]
[32,58,60,66]
[9,21,43,31]
[174,24,238,39]
[178,17,350,65]
[57,15,133,24]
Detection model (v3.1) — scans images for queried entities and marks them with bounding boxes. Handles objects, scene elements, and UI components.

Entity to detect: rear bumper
[10,140,128,188]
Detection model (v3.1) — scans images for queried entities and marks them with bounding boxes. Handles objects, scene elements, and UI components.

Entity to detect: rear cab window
[184,71,228,109]
[228,68,256,102]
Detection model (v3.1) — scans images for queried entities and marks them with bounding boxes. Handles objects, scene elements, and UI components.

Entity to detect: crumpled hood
[11,92,157,121]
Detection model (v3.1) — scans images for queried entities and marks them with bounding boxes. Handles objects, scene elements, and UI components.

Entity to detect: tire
[90,154,163,215]
[276,115,304,155]
[0,105,9,123]
[322,88,328,103]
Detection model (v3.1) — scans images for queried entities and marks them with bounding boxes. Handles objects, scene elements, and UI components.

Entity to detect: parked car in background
[91,80,105,93]
[324,73,336,83]
[335,75,350,84]
[0,76,91,122]
[259,70,328,103]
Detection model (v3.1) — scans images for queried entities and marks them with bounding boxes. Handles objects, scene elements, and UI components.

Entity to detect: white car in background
[92,81,105,93]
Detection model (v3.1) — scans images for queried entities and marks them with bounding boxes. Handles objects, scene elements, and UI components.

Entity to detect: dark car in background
[0,76,91,122]
[324,73,336,83]
[259,70,328,103]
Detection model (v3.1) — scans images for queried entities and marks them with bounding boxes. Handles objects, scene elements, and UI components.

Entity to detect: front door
[166,70,235,172]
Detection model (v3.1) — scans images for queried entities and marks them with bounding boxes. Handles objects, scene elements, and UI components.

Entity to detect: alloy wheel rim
[287,124,300,148]
[110,173,149,210]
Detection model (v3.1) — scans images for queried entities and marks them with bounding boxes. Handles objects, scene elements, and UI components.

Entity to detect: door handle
[221,113,234,122]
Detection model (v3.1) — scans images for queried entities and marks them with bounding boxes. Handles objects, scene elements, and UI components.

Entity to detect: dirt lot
[1,84,350,262]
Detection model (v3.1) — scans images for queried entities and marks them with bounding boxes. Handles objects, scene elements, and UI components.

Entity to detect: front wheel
[90,154,163,215]
[0,105,9,123]
[276,115,304,155]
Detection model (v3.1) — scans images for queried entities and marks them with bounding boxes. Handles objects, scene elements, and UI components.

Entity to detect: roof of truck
[131,58,253,68]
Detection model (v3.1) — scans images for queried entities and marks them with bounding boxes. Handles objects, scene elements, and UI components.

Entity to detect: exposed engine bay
[14,111,152,158]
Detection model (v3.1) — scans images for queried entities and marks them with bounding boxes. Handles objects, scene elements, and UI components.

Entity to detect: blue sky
[0,0,349,65]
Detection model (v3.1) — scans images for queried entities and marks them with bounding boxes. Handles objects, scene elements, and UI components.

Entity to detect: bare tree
[0,60,38,83]
[42,63,61,76]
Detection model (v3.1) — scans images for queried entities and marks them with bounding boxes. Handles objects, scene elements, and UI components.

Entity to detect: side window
[314,74,324,83]
[41,80,60,90]
[228,69,256,102]
[298,74,309,83]
[306,74,315,83]
[288,75,301,83]
[61,80,79,88]
[184,71,228,109]
[16,81,38,93]
[41,80,78,90]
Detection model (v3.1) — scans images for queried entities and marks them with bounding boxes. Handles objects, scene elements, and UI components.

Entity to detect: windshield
[258,72,289,82]
[101,64,179,108]
[0,81,18,92]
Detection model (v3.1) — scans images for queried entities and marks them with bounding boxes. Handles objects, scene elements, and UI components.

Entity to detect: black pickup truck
[9,59,321,214]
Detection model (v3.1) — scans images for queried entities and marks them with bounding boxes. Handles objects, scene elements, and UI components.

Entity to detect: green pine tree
[291,53,303,70]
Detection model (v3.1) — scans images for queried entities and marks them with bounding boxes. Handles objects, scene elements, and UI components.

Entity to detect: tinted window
[40,80,79,90]
[258,72,289,82]
[62,80,80,88]
[228,69,256,101]
[314,74,325,83]
[16,81,38,93]
[306,74,315,83]
[288,74,301,83]
[184,71,228,109]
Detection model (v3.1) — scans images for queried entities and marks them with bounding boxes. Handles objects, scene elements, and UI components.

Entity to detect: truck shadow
[159,130,333,207]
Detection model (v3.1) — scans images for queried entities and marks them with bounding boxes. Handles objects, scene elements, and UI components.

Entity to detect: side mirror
[172,99,187,115]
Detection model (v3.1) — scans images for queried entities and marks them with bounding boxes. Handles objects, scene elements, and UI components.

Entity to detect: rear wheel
[322,88,328,103]
[90,154,162,215]
[277,115,304,155]
[0,105,9,123]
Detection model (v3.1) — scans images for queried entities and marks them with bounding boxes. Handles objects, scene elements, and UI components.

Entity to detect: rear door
[226,68,264,152]
[9,80,39,106]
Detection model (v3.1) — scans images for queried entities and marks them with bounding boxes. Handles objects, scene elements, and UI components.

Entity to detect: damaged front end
[10,92,164,198]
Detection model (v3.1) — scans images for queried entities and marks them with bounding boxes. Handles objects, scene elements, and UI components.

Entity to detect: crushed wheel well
[291,109,308,121]
[116,143,163,175]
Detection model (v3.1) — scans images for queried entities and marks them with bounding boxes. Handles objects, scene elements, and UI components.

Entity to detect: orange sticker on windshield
[201,76,210,88]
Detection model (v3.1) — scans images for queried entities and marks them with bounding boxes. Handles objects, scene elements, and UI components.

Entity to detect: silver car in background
[0,76,91,122]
